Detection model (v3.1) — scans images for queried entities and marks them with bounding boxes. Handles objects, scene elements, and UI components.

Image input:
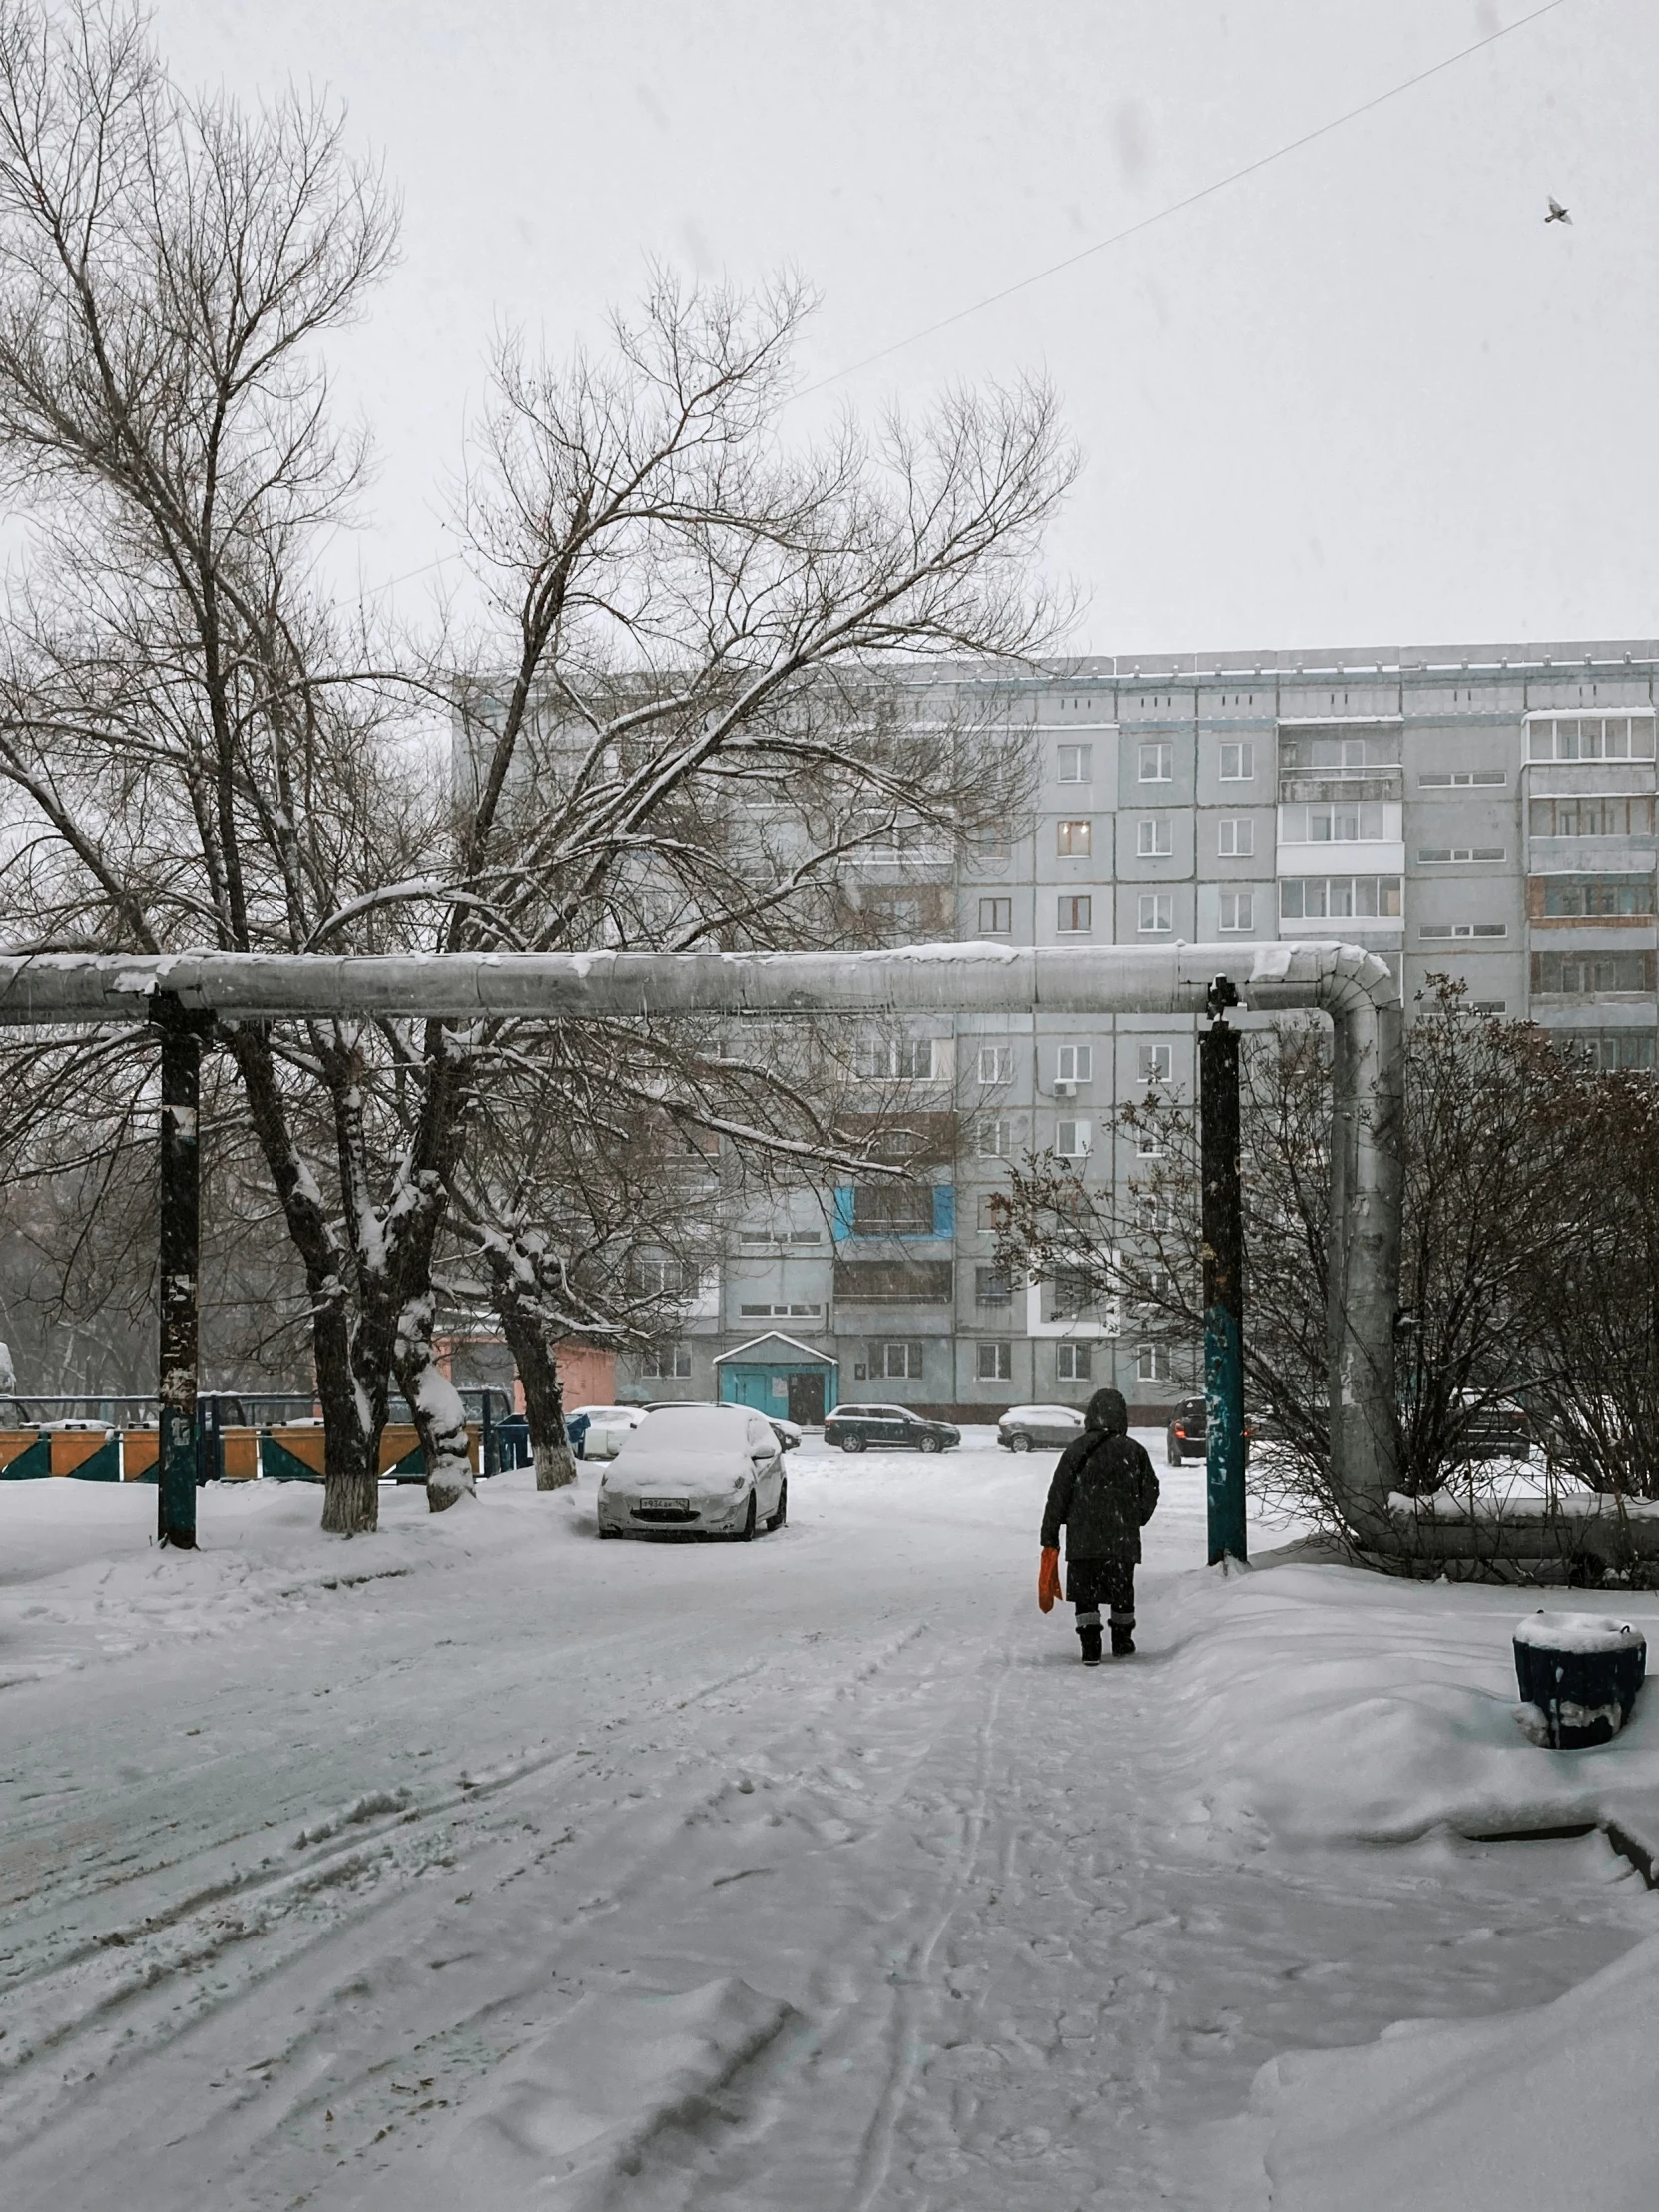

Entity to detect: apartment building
[475,637,1658,1421]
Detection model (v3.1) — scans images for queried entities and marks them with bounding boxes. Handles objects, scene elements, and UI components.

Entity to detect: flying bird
[1545,197,1572,225]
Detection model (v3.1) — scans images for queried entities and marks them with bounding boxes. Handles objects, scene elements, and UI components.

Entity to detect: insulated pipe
[0,940,1405,1522]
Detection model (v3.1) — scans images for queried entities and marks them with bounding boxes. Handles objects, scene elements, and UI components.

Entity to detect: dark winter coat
[1040,1388,1160,1563]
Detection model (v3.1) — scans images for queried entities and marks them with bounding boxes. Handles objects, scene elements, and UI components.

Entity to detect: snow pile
[1156,1557,1659,1848]
[1513,1608,1646,1654]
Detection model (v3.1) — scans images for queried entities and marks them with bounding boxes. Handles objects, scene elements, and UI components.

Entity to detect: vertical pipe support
[1327,993,1403,1545]
[152,993,211,1549]
[1201,980,1246,1564]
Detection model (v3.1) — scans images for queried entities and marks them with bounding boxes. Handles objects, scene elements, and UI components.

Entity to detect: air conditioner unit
[1053,1079,1077,1098]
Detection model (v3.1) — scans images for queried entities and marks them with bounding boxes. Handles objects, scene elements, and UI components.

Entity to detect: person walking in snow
[1040,1386,1160,1664]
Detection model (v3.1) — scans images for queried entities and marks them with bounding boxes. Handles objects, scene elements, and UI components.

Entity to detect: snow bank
[1191,1929,1659,2212]
[1156,1559,1659,1850]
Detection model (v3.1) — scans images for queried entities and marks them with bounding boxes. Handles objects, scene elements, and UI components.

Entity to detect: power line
[800,0,1576,396]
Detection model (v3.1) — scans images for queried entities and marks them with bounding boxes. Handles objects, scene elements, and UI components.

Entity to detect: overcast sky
[153,0,1654,658]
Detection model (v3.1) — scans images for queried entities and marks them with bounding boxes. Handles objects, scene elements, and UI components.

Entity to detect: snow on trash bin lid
[1512,1610,1646,1654]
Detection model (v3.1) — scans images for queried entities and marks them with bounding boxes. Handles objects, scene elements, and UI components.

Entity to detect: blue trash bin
[1513,1611,1646,1749]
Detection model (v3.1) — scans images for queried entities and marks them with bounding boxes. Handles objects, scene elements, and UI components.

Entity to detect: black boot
[1079,1625,1103,1666]
[1111,1625,1135,1657]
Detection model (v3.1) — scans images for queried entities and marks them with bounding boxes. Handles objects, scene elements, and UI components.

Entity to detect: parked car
[596,1404,786,1539]
[639,1400,802,1452]
[997,1403,1085,1453]
[567,1404,645,1461]
[822,1403,961,1454]
[1448,1393,1533,1462]
[1166,1396,1258,1466]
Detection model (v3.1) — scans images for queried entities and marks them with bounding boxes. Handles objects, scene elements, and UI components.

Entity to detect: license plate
[640,1497,691,1513]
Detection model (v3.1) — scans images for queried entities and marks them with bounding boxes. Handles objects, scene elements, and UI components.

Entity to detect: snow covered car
[640,1400,802,1451]
[567,1405,645,1460]
[997,1403,1085,1453]
[596,1404,787,1540]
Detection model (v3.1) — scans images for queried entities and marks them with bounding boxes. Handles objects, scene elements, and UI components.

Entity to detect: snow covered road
[3,1438,1657,2208]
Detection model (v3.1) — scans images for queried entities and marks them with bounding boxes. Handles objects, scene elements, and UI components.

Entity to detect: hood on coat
[1084,1386,1129,1435]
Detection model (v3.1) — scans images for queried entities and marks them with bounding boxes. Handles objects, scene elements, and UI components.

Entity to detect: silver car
[996,1403,1086,1453]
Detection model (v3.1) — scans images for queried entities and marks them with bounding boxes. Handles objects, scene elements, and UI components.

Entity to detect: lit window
[1219,741,1255,781]
[1058,743,1093,784]
[977,1044,1014,1083]
[1057,819,1092,856]
[1058,895,1093,934]
[1137,817,1172,857]
[1217,818,1254,857]
[1139,741,1173,782]
[1055,1118,1092,1158]
[1218,890,1254,932]
[1138,1045,1171,1084]
[1056,1342,1092,1382]
[1138,893,1172,933]
[977,1340,1013,1381]
[978,896,1012,935]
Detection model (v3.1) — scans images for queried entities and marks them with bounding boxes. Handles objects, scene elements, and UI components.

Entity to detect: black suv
[823,1403,961,1455]
[1166,1397,1256,1466]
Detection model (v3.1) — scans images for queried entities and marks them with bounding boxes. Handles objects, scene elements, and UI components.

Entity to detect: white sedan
[596,1404,787,1541]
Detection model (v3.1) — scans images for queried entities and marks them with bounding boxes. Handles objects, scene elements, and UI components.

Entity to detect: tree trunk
[488,1253,579,1490]
[394,1295,477,1512]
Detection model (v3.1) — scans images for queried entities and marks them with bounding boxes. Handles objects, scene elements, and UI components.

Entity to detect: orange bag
[1038,1546,1062,1614]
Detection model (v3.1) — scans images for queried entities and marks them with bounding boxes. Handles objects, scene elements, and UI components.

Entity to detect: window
[977,1043,1015,1083]
[1057,742,1093,784]
[856,1036,939,1080]
[1419,922,1507,939]
[1056,1342,1093,1382]
[975,1266,1013,1307]
[1278,802,1389,842]
[1217,817,1254,856]
[1138,892,1172,933]
[1556,1030,1657,1072]
[1279,876,1402,919]
[974,1116,1013,1156]
[834,1259,954,1303]
[629,1254,695,1296]
[641,1344,693,1378]
[977,1340,1013,1382]
[1137,817,1173,857]
[1531,951,1656,996]
[874,1341,924,1378]
[791,1228,824,1244]
[1416,847,1506,864]
[1057,819,1092,856]
[739,1302,824,1318]
[1419,769,1505,787]
[1056,1118,1092,1158]
[1138,1044,1171,1083]
[1541,877,1656,918]
[1218,890,1254,932]
[1136,1126,1163,1157]
[972,825,1014,859]
[976,1192,1009,1232]
[1044,1267,1098,1321]
[850,1182,934,1233]
[1058,894,1093,934]
[1137,1344,1170,1382]
[1219,741,1255,781]
[978,896,1012,935]
[1278,729,1399,771]
[1527,715,1657,763]
[1139,740,1173,782]
[1055,1044,1092,1085]
[1529,796,1656,839]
